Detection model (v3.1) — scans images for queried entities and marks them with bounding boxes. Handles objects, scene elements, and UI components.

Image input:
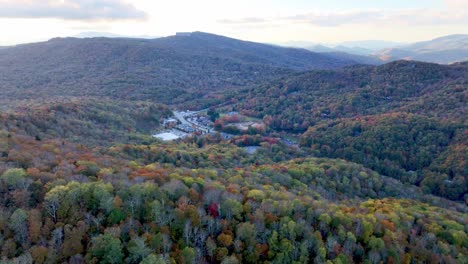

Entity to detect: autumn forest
[0,32,466,264]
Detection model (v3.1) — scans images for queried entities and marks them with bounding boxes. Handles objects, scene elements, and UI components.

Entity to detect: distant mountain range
[0,32,362,108]
[281,40,403,54]
[373,34,468,64]
[316,51,382,65]
[0,32,465,111]
[309,44,374,55]
[338,40,405,52]
[286,34,468,64]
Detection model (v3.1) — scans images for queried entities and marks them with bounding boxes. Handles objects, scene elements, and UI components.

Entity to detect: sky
[0,0,467,46]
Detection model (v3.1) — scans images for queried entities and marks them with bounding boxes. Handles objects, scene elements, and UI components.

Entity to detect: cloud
[217,6,468,28]
[288,10,385,27]
[287,8,468,27]
[218,17,269,24]
[0,0,147,20]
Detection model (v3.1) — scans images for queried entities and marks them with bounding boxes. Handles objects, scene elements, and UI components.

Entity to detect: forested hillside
[0,32,357,109]
[300,113,467,201]
[0,32,466,263]
[227,61,467,202]
[0,99,171,146]
[233,61,467,132]
[0,129,466,263]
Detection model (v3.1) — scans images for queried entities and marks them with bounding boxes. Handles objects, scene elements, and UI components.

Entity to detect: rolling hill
[0,128,465,263]
[227,60,467,201]
[0,32,358,109]
[232,61,467,132]
[0,99,171,146]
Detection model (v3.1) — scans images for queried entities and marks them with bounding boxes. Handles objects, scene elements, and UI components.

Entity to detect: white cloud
[218,17,269,24]
[289,8,468,26]
[0,0,147,20]
[287,10,385,27]
[216,5,468,27]
[0,0,467,45]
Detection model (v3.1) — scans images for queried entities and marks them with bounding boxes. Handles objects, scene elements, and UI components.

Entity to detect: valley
[0,32,466,264]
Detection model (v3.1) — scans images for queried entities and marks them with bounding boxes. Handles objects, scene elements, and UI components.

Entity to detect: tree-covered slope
[0,98,171,146]
[226,61,467,202]
[0,32,466,264]
[300,113,467,201]
[0,32,357,108]
[232,61,467,132]
[0,131,465,263]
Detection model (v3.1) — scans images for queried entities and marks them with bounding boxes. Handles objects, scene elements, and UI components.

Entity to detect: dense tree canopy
[300,113,467,201]
[231,61,467,132]
[0,127,465,263]
[0,52,465,263]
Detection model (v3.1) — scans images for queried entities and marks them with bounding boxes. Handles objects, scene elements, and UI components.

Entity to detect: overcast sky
[0,0,467,46]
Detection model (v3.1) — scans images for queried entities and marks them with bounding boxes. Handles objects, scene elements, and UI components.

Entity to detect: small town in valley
[153,110,215,141]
